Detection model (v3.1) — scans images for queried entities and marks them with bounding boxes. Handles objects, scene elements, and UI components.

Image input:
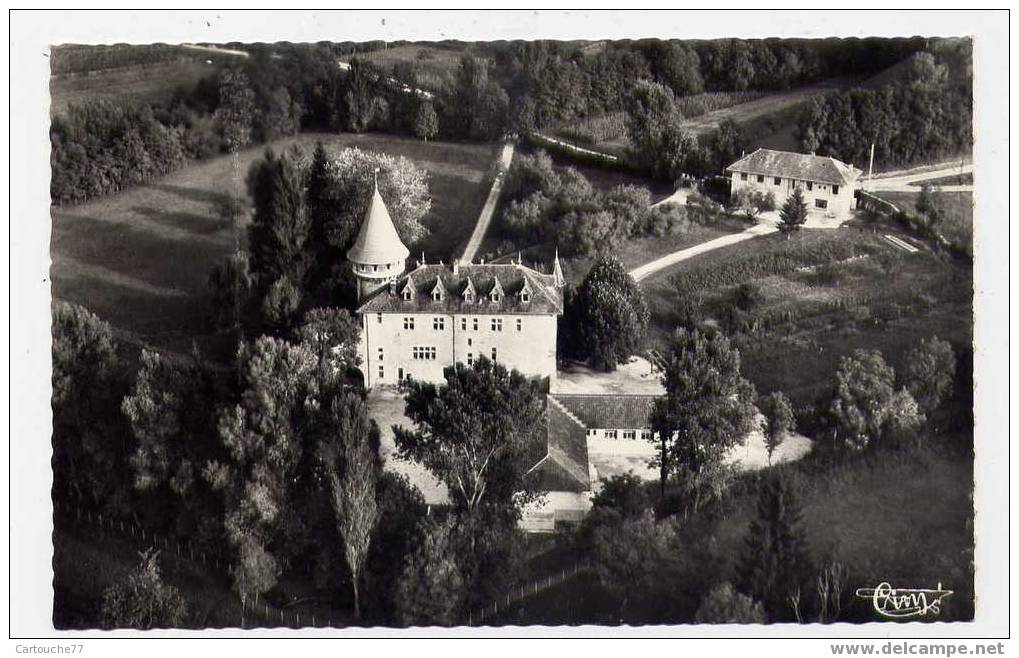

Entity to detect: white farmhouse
[348,182,564,389]
[726,148,862,219]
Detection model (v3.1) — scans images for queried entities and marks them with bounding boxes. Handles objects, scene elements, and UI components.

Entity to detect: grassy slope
[50,132,496,358]
[50,60,223,117]
[874,190,974,256]
[356,44,466,90]
[639,225,972,406]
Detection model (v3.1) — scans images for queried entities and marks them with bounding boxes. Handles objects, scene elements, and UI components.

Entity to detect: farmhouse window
[757,175,764,183]
[433,317,445,330]
[832,185,840,195]
[807,182,813,191]
[623,430,636,440]
[815,199,828,209]
[642,430,653,440]
[605,430,618,439]
[373,265,378,272]
[774,177,781,185]
[740,173,747,181]
[403,317,415,330]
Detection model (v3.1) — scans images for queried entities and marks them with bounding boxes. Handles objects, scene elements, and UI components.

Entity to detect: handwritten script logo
[855,582,953,619]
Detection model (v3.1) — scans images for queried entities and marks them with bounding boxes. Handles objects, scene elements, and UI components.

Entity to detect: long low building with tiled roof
[726,148,862,219]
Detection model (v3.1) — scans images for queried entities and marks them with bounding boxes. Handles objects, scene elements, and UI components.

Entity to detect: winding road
[862,161,973,193]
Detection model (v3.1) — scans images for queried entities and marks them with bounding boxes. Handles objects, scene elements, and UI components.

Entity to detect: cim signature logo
[855,582,953,620]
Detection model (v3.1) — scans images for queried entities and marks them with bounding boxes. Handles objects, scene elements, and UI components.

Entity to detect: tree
[626,80,699,181]
[650,328,757,506]
[829,349,924,450]
[207,253,252,335]
[569,257,650,371]
[591,472,652,518]
[51,302,128,509]
[903,336,956,413]
[394,357,546,515]
[319,392,380,620]
[413,101,439,141]
[215,68,256,152]
[695,582,767,624]
[590,511,681,619]
[101,549,187,629]
[260,275,302,331]
[292,307,361,384]
[363,472,428,619]
[758,391,796,465]
[394,520,465,626]
[778,187,809,235]
[736,475,813,622]
[916,183,947,229]
[245,148,310,298]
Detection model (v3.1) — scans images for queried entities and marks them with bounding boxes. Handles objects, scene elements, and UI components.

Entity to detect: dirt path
[628,221,779,282]
[460,142,515,263]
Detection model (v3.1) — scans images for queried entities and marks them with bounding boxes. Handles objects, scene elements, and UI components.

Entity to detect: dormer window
[432,290,441,302]
[489,278,505,303]
[462,277,476,303]
[520,292,530,302]
[430,278,446,303]
[403,290,413,301]
[491,291,501,303]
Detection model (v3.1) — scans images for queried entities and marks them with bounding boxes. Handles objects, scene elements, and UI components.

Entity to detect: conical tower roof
[346,181,410,265]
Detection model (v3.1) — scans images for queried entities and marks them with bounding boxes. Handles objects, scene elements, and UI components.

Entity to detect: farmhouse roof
[356,263,563,315]
[726,148,862,186]
[523,398,590,493]
[551,393,660,430]
[346,183,410,265]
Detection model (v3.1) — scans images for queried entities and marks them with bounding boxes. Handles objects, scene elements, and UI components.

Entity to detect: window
[832,185,840,195]
[774,177,781,185]
[433,317,445,330]
[403,317,415,330]
[432,291,442,302]
[398,367,404,381]
[464,291,474,303]
[623,430,636,440]
[378,365,384,379]
[491,292,501,303]
[376,313,383,324]
[461,318,467,331]
[642,430,653,440]
[467,338,472,346]
[491,347,498,362]
[806,181,813,191]
[740,173,748,181]
[412,346,437,360]
[472,318,479,331]
[521,292,530,303]
[467,352,474,366]
[378,347,384,362]
[516,318,522,332]
[815,199,828,209]
[402,290,413,301]
[605,430,618,439]
[757,175,764,183]
[491,318,503,332]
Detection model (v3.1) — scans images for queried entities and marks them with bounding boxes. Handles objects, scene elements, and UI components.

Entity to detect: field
[638,224,972,406]
[490,441,974,625]
[874,190,974,256]
[50,132,498,359]
[355,44,468,90]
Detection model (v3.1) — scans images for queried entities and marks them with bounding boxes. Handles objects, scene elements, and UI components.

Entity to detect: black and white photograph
[7,7,1012,648]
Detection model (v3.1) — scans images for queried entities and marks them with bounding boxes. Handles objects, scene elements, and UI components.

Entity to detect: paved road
[862,162,973,193]
[460,142,516,263]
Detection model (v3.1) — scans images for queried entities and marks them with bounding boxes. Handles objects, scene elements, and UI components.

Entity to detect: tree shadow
[131,205,225,237]
[150,183,245,207]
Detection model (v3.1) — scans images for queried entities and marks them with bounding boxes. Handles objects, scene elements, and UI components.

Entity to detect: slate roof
[551,394,660,430]
[346,185,410,265]
[523,398,590,493]
[726,148,862,186]
[356,263,563,315]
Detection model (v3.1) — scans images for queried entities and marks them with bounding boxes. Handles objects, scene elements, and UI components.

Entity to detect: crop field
[638,225,972,406]
[355,44,468,90]
[50,132,497,360]
[875,190,974,256]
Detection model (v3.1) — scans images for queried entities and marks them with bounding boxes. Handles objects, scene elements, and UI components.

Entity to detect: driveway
[862,162,973,193]
[628,220,779,282]
[460,142,515,263]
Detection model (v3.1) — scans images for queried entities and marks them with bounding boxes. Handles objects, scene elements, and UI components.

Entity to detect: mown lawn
[50,132,497,359]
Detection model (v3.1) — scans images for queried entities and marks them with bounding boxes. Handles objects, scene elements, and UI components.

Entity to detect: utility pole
[868,142,875,184]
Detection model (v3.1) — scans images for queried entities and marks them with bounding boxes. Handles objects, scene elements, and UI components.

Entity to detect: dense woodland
[50,36,970,205]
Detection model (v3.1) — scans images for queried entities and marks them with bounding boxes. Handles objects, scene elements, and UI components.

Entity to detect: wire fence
[53,499,347,629]
[466,562,588,626]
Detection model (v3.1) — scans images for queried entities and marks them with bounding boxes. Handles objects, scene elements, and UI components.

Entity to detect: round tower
[346,175,410,300]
